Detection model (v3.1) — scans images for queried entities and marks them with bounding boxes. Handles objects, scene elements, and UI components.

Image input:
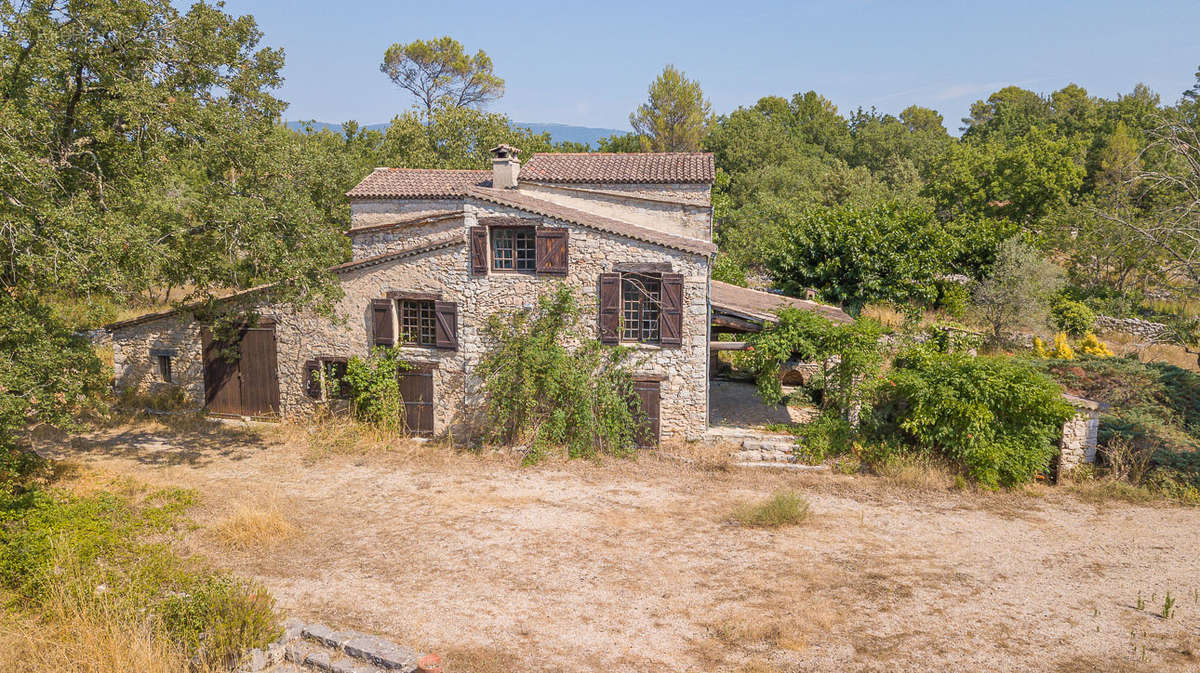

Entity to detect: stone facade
[517,182,711,240]
[111,187,714,441]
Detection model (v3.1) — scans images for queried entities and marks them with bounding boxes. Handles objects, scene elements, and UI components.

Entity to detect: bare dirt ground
[40,419,1200,673]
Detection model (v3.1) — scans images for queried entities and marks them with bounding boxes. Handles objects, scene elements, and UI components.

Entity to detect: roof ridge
[529,151,714,157]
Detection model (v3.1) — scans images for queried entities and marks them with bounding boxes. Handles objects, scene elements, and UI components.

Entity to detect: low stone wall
[1094,315,1168,342]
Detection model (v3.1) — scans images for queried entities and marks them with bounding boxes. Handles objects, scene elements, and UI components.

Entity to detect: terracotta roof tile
[346,168,490,199]
[463,186,716,257]
[711,281,852,324]
[521,152,714,184]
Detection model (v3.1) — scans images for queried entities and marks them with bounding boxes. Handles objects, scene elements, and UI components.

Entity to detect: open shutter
[660,273,684,346]
[304,360,321,399]
[598,273,621,344]
[434,301,458,350]
[469,226,488,274]
[371,298,394,347]
[535,228,568,275]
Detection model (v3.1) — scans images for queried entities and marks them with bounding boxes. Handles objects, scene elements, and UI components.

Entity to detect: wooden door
[201,326,240,415]
[238,325,280,416]
[398,364,435,436]
[631,379,661,448]
[200,323,280,417]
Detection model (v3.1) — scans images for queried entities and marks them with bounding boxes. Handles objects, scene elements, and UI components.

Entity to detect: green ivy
[477,285,640,463]
[341,348,409,431]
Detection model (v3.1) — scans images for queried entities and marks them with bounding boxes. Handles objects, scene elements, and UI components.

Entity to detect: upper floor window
[621,273,662,344]
[399,299,437,346]
[491,227,536,271]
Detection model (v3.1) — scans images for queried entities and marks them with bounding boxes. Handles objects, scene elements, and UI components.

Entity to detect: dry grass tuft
[874,454,958,491]
[441,646,524,673]
[210,492,299,551]
[732,490,810,527]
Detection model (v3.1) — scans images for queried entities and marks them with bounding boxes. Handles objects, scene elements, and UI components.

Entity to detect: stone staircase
[239,619,440,673]
[702,426,830,471]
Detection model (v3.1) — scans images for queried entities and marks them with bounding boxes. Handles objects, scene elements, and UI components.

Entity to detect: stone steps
[239,619,438,673]
[704,426,800,464]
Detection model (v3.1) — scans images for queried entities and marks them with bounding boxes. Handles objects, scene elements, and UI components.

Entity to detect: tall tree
[379,36,505,117]
[629,65,711,152]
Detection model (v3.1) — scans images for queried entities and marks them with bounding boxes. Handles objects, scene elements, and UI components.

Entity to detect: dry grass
[440,646,525,673]
[0,604,194,673]
[1100,330,1200,372]
[873,454,959,491]
[268,413,432,463]
[731,490,811,527]
[209,491,300,551]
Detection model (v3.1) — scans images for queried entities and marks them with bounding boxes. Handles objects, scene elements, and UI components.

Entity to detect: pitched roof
[521,152,714,184]
[711,281,853,324]
[346,168,490,199]
[463,186,716,257]
[346,211,463,236]
[105,235,466,331]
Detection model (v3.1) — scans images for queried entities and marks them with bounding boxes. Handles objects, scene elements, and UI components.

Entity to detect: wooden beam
[710,341,750,351]
[712,313,762,333]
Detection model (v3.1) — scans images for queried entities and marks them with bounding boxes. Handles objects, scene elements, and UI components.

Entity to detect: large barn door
[631,379,661,448]
[398,364,435,436]
[200,322,280,417]
[238,324,280,416]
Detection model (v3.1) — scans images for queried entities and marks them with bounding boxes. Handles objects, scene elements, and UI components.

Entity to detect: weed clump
[732,490,811,528]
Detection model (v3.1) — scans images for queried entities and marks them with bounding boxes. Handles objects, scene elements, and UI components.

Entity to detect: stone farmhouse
[106,146,851,444]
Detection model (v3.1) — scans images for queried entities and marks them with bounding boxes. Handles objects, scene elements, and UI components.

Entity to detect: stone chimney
[489,144,521,189]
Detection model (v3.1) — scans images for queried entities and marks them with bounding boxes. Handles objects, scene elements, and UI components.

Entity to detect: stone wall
[348,198,463,228]
[112,198,713,441]
[518,183,711,241]
[1094,315,1168,342]
[347,215,464,260]
[1057,395,1102,479]
[111,313,205,405]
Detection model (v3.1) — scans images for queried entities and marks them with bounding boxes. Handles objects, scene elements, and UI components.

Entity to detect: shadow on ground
[47,417,271,468]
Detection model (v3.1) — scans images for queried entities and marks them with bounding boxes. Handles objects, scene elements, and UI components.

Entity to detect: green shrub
[342,348,409,431]
[935,280,971,318]
[160,575,281,667]
[732,490,811,527]
[1051,299,1096,337]
[874,350,1075,487]
[477,285,639,462]
[792,412,852,464]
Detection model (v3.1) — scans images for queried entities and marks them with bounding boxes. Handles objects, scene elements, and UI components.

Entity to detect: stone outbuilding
[106,148,850,444]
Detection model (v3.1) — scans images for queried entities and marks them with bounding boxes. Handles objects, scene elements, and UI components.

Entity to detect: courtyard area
[39,417,1200,673]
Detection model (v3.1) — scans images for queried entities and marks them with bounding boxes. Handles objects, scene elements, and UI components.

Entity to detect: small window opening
[157,354,172,383]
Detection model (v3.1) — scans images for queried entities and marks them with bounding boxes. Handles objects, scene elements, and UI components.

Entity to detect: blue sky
[221,0,1200,134]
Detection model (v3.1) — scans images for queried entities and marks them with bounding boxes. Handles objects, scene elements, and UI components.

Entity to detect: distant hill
[285,120,627,149]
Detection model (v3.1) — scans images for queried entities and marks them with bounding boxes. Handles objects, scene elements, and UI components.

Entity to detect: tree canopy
[380,36,505,117]
[629,65,711,152]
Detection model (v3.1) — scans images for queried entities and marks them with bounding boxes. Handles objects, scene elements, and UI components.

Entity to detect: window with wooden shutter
[304,360,321,398]
[535,228,568,275]
[434,301,458,350]
[469,226,488,274]
[598,272,621,344]
[371,298,394,347]
[660,273,684,346]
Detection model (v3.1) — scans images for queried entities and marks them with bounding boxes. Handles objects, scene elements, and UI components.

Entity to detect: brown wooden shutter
[660,273,684,346]
[469,226,488,274]
[371,298,394,347]
[535,228,568,275]
[598,273,621,344]
[434,301,458,350]
[304,360,321,398]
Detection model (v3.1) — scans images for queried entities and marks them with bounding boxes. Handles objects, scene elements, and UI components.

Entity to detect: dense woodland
[5,1,1200,476]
